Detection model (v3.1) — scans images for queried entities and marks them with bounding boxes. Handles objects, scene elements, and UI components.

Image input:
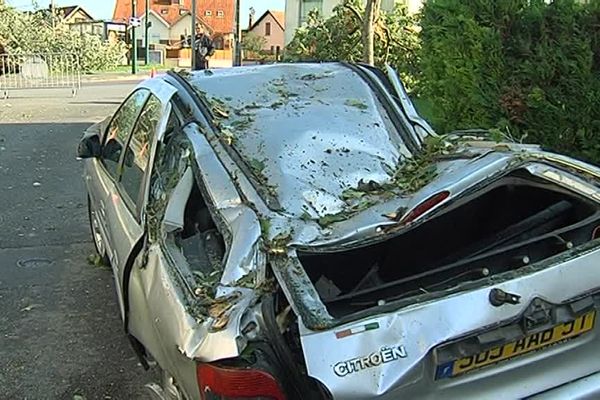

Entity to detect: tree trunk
[362,0,381,65]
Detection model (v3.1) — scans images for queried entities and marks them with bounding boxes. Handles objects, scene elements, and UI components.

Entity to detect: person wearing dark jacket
[193,25,215,70]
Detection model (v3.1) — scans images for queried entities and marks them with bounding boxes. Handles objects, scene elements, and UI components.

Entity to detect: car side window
[119,94,162,209]
[102,89,150,179]
[180,181,226,279]
[147,118,226,281]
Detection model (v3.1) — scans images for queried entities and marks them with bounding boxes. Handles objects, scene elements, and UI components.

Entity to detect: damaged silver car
[78,63,600,399]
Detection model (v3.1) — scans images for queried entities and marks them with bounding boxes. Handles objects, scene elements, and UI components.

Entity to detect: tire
[87,195,110,266]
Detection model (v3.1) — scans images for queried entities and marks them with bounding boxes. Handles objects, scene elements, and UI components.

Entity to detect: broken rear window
[298,169,600,317]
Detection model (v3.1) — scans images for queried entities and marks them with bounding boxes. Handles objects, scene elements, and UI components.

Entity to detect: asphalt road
[0,82,158,399]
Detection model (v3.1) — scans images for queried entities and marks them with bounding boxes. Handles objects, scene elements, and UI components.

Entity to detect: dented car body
[79,63,600,399]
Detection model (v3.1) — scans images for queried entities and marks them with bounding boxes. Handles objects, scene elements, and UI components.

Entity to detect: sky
[6,0,286,25]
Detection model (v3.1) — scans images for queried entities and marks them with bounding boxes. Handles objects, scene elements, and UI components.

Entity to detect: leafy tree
[242,32,267,57]
[0,3,126,72]
[285,0,419,85]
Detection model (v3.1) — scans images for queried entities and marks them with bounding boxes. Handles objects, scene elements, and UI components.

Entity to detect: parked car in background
[78,63,600,399]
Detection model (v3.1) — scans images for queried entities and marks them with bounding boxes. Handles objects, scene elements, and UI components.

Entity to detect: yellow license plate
[436,310,596,379]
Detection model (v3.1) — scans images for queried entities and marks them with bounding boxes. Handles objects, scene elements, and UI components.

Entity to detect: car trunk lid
[297,242,600,399]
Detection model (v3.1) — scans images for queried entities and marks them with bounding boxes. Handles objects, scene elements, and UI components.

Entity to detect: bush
[0,4,126,72]
[418,0,600,164]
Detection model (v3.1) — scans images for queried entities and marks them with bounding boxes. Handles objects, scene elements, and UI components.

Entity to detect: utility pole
[50,0,55,30]
[145,0,150,65]
[234,0,241,66]
[132,0,138,74]
[191,0,197,70]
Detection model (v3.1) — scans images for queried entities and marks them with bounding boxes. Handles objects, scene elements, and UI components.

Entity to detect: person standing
[193,25,215,70]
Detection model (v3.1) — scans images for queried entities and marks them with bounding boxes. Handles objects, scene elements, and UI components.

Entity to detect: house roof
[248,10,285,32]
[55,6,95,21]
[112,0,234,34]
[143,9,171,28]
[271,11,285,30]
[171,11,214,35]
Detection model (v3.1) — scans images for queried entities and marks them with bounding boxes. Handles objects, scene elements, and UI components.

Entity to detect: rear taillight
[197,363,286,400]
[400,190,450,224]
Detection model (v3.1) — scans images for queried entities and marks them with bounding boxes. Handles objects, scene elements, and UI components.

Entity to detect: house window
[265,22,271,36]
[204,10,212,16]
[160,8,168,14]
[300,0,323,24]
[217,10,224,18]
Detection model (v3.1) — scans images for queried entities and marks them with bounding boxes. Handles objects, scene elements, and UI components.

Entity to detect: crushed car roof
[184,63,414,220]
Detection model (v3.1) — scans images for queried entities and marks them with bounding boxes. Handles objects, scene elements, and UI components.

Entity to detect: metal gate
[0,53,82,98]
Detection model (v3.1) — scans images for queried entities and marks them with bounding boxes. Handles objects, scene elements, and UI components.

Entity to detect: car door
[94,82,177,319]
[86,88,150,274]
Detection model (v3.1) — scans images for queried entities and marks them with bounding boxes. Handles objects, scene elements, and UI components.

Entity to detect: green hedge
[418,0,600,164]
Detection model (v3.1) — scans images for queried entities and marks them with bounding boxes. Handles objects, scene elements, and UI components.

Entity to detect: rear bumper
[529,371,600,400]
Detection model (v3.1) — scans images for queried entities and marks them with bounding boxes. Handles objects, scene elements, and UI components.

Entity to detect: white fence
[0,53,81,98]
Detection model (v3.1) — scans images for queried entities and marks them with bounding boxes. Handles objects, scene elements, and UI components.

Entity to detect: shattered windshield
[187,63,412,220]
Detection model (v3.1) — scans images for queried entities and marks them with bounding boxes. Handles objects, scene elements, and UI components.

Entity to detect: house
[284,0,424,44]
[52,5,125,42]
[113,0,235,51]
[54,5,95,24]
[244,10,285,55]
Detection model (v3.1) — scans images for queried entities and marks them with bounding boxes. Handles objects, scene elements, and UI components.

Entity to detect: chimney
[248,7,255,28]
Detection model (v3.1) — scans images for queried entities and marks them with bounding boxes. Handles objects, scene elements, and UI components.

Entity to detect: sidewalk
[81,70,163,84]
[82,60,234,83]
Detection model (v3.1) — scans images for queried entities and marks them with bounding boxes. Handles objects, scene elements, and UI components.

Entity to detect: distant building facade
[113,0,235,50]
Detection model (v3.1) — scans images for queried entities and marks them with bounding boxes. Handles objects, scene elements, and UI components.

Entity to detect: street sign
[129,17,141,27]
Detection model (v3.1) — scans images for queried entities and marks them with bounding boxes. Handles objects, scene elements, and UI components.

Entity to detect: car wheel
[144,366,184,400]
[87,195,110,265]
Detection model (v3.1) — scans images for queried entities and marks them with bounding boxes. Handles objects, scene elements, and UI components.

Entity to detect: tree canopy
[0,4,126,72]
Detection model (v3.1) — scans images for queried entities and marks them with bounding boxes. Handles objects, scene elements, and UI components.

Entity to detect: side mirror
[77,134,102,159]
